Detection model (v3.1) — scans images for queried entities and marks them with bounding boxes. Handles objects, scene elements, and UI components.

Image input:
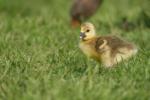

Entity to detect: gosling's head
[80,22,96,41]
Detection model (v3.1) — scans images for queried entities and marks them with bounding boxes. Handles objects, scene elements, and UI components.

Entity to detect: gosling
[79,22,138,67]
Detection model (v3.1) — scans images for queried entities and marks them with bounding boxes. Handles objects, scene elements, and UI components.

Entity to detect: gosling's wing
[105,36,128,49]
[95,37,106,52]
[104,35,136,55]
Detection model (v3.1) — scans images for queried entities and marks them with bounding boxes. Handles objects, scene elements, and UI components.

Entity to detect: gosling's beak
[80,32,86,39]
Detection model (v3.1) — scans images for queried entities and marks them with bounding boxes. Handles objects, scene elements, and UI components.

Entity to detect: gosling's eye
[86,30,90,32]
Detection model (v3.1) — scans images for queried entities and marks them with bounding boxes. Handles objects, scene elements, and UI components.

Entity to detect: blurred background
[0,0,149,27]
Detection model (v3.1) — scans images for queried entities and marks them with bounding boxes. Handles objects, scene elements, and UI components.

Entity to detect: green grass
[0,0,150,100]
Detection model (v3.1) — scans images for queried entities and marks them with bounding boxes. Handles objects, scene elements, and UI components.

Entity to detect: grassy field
[0,0,150,100]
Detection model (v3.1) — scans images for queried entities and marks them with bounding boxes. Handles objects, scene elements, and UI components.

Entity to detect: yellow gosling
[79,22,138,67]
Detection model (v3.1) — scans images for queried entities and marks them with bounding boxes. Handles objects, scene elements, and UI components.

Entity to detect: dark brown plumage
[70,0,102,27]
[95,36,135,56]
